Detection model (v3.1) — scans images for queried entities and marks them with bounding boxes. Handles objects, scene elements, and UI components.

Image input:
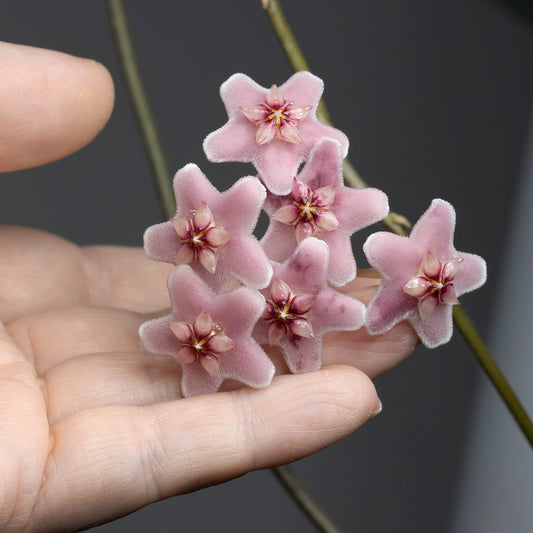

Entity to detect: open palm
[0,42,417,532]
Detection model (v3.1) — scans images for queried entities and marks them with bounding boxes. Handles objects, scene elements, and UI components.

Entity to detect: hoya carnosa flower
[144,163,272,292]
[139,266,275,397]
[254,238,366,374]
[363,199,487,348]
[203,72,349,195]
[261,138,389,286]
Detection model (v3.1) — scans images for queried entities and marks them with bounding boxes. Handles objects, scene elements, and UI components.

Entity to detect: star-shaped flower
[143,163,272,292]
[261,138,389,286]
[253,238,366,374]
[203,72,349,195]
[363,199,487,348]
[139,266,275,397]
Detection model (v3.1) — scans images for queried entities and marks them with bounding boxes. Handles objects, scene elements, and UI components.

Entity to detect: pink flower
[143,163,272,291]
[203,72,349,195]
[253,238,366,374]
[261,138,389,286]
[363,199,487,348]
[139,266,275,397]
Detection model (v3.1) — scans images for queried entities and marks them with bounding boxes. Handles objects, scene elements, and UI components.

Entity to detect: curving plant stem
[453,305,533,444]
[262,0,409,237]
[107,0,175,220]
[106,3,345,533]
[262,0,533,448]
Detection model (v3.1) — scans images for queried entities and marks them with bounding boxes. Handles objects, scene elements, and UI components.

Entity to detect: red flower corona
[241,84,312,145]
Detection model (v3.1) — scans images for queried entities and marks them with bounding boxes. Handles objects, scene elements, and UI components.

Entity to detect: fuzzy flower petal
[254,238,366,373]
[203,72,349,195]
[363,199,487,348]
[262,138,389,286]
[139,266,274,396]
[143,164,272,291]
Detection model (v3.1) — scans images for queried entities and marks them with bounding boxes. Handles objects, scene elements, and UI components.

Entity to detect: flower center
[270,296,296,322]
[293,193,327,228]
[271,178,340,243]
[184,213,210,248]
[240,84,312,145]
[403,250,463,321]
[267,105,290,129]
[171,202,230,274]
[263,278,316,345]
[170,311,235,378]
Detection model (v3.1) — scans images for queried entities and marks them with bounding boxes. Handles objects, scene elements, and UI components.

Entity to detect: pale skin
[0,41,418,532]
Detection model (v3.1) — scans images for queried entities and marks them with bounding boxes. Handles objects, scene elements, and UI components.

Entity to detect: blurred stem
[263,0,533,448]
[107,0,175,220]
[263,0,409,236]
[453,306,533,446]
[273,466,343,533]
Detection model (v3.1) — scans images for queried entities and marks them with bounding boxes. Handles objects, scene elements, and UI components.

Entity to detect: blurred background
[1,1,532,531]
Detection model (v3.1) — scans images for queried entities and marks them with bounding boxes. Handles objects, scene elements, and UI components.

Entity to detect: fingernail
[369,399,383,418]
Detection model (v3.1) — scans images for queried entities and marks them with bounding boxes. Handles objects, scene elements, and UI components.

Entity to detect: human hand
[0,42,417,531]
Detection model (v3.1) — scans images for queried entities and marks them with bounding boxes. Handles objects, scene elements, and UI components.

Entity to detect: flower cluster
[139,72,486,396]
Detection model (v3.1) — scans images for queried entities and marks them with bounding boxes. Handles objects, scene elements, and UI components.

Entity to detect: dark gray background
[1,1,532,532]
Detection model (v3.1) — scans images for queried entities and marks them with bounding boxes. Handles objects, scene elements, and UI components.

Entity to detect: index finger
[0,41,114,172]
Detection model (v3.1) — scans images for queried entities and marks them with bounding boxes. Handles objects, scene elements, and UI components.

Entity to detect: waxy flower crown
[139,72,487,397]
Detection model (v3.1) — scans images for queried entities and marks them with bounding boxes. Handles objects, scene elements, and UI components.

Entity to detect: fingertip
[0,42,115,172]
[77,56,115,140]
[144,365,380,499]
[143,365,380,498]
[245,365,380,469]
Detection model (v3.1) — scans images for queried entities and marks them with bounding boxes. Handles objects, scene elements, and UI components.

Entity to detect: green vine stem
[263,0,533,448]
[453,306,533,443]
[273,466,343,533]
[263,0,410,237]
[107,0,175,220]
[106,2,344,533]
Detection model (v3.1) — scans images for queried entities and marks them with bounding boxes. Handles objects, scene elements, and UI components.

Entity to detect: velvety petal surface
[143,164,272,291]
[254,238,366,373]
[139,266,274,396]
[410,302,454,348]
[451,252,488,295]
[203,72,349,195]
[363,199,487,348]
[262,138,389,285]
[409,197,456,257]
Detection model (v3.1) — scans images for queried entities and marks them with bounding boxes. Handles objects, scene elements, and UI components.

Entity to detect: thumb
[31,365,379,531]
